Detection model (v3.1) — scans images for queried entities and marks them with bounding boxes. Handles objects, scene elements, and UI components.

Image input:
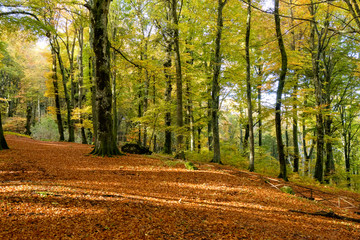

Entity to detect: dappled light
[0,135,359,239]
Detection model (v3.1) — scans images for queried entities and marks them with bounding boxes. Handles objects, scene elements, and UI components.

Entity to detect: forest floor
[0,135,360,239]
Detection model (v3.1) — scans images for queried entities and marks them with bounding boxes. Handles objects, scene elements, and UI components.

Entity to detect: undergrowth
[4,131,31,138]
[31,116,59,141]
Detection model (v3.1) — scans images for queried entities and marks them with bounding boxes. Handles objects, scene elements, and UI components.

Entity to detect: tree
[86,0,120,156]
[211,0,228,164]
[245,0,255,172]
[274,0,288,180]
[171,0,185,159]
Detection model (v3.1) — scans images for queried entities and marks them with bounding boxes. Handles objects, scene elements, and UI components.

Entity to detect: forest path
[0,135,359,239]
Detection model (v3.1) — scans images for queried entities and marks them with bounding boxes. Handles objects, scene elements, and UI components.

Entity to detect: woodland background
[1,0,360,190]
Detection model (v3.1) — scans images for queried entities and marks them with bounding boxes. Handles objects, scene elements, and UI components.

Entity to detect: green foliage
[280,186,294,195]
[162,159,184,168]
[185,150,212,163]
[184,161,198,170]
[3,117,27,134]
[31,116,59,141]
[4,131,31,138]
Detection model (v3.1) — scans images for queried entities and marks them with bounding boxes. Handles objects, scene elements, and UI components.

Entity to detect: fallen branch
[290,210,360,223]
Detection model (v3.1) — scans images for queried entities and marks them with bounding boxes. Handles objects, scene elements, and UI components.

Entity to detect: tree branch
[110,45,142,69]
[0,11,40,21]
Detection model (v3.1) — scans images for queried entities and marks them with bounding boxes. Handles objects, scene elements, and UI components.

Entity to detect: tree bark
[0,111,9,150]
[274,0,288,180]
[293,84,300,172]
[245,0,255,171]
[290,3,300,172]
[89,56,97,144]
[78,25,87,144]
[257,84,262,147]
[88,0,120,156]
[50,43,65,142]
[53,38,75,142]
[25,102,32,135]
[171,0,185,159]
[211,0,227,164]
[163,40,172,155]
[310,1,328,183]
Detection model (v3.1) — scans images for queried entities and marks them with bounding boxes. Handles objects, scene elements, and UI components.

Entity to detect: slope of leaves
[0,135,359,239]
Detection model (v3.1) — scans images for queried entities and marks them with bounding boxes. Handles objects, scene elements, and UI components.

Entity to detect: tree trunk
[171,0,185,159]
[245,0,255,171]
[257,85,262,147]
[310,2,325,183]
[88,0,120,156]
[197,127,202,153]
[289,0,300,173]
[293,84,300,172]
[163,41,172,155]
[112,27,118,145]
[24,102,32,135]
[274,0,288,180]
[78,25,87,144]
[143,69,150,147]
[207,83,213,151]
[0,110,8,150]
[211,0,227,164]
[89,56,97,144]
[50,44,65,142]
[25,103,32,135]
[324,115,335,182]
[137,70,143,145]
[53,38,75,142]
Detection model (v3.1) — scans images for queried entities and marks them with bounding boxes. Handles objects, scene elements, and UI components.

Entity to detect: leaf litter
[0,135,359,239]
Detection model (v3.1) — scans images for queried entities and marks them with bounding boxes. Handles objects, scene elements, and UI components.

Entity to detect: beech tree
[274,0,288,180]
[86,0,120,156]
[211,0,228,164]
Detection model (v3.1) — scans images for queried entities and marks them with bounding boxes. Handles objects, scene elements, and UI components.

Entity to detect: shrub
[3,117,27,134]
[280,186,294,195]
[184,161,198,170]
[31,116,59,141]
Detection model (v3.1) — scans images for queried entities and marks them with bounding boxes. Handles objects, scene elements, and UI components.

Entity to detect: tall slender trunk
[151,75,157,152]
[164,42,172,154]
[112,27,118,145]
[89,56,97,144]
[25,102,32,135]
[78,25,87,144]
[340,107,351,187]
[143,69,150,147]
[290,3,300,172]
[324,114,334,181]
[142,48,150,147]
[310,1,325,183]
[207,79,213,151]
[257,85,262,146]
[171,0,184,159]
[50,44,64,141]
[245,0,255,171]
[323,54,335,182]
[274,0,288,180]
[293,84,300,172]
[54,39,74,142]
[211,0,228,164]
[185,41,195,151]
